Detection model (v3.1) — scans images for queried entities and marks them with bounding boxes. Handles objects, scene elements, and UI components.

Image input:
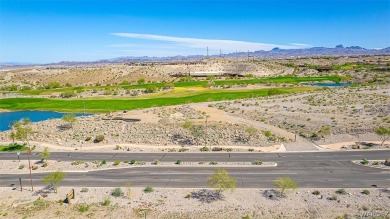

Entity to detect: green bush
[137,78,145,84]
[101,197,111,206]
[175,160,182,165]
[18,164,25,169]
[251,160,263,165]
[130,159,136,164]
[209,161,218,165]
[95,135,105,143]
[362,189,370,195]
[178,148,188,152]
[200,146,209,152]
[144,86,157,93]
[113,160,120,166]
[71,160,85,166]
[336,188,347,195]
[143,186,154,193]
[361,158,369,165]
[77,204,90,213]
[101,160,107,165]
[60,91,76,98]
[111,188,124,197]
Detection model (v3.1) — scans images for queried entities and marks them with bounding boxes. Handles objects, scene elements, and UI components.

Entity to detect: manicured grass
[0,143,29,152]
[0,87,316,113]
[17,76,340,95]
[331,63,379,70]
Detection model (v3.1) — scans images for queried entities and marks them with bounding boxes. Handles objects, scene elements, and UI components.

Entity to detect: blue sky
[0,0,389,63]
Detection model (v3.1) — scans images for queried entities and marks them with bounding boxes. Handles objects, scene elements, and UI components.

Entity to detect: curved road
[1,150,389,188]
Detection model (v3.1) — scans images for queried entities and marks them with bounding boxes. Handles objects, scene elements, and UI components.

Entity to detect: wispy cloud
[110,32,311,55]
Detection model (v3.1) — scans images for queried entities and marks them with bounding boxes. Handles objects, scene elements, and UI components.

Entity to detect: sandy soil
[320,141,390,150]
[1,187,389,219]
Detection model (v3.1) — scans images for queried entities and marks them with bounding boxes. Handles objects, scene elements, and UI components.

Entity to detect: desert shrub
[101,197,111,206]
[18,164,25,169]
[312,190,320,195]
[85,136,92,141]
[361,158,369,165]
[113,160,120,166]
[330,194,338,200]
[137,78,145,84]
[60,91,76,98]
[175,160,182,164]
[179,148,188,152]
[221,148,232,153]
[42,162,48,167]
[251,160,263,165]
[362,189,370,195]
[144,186,154,193]
[372,161,379,165]
[336,188,347,195]
[71,160,85,166]
[182,120,193,129]
[111,188,124,197]
[77,204,90,213]
[209,161,218,165]
[81,188,89,193]
[152,159,160,165]
[212,147,223,151]
[200,146,209,152]
[248,148,254,152]
[95,135,104,143]
[144,86,157,93]
[115,145,120,150]
[32,166,38,170]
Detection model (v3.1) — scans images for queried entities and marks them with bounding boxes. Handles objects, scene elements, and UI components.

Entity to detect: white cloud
[110,32,311,55]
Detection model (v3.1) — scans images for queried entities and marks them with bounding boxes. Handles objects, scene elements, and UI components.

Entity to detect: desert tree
[245,126,258,142]
[10,132,16,144]
[375,126,390,146]
[319,126,331,141]
[39,147,51,162]
[13,118,34,191]
[207,169,237,193]
[41,170,65,193]
[274,177,298,197]
[62,113,76,128]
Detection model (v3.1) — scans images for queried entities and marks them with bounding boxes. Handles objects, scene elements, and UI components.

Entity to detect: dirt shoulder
[1,187,389,219]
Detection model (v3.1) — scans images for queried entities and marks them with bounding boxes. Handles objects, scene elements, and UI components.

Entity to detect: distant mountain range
[103,45,390,63]
[1,45,390,67]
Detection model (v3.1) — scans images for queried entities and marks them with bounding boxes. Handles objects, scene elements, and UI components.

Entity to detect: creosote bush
[95,135,105,143]
[144,186,154,193]
[111,188,124,197]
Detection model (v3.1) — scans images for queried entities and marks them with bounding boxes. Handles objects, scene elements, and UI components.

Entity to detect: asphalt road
[1,150,389,188]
